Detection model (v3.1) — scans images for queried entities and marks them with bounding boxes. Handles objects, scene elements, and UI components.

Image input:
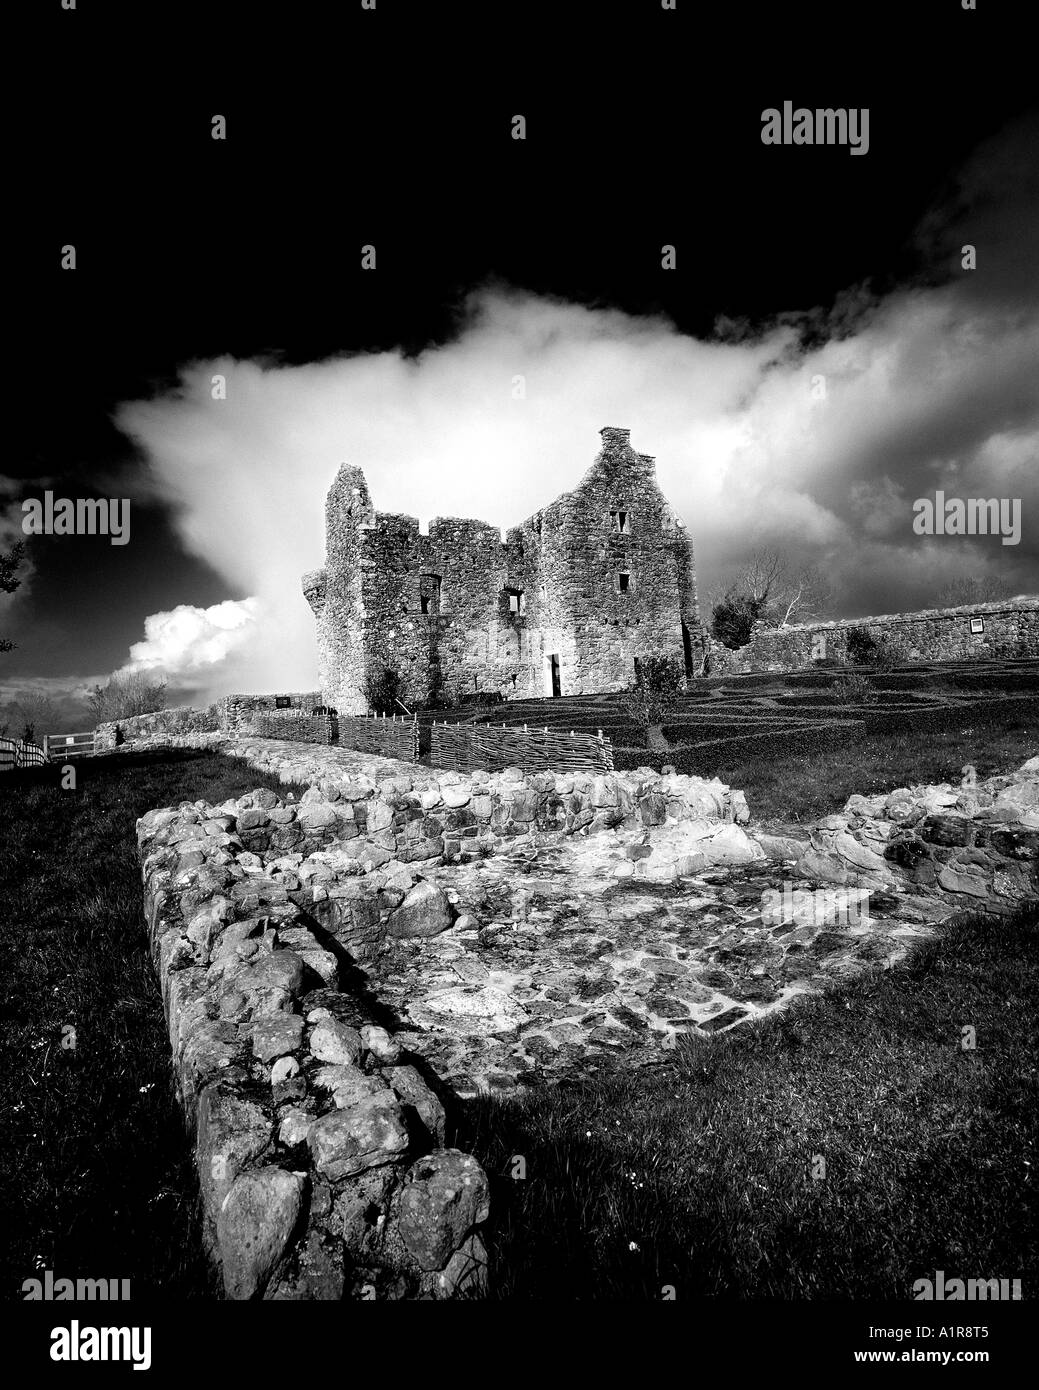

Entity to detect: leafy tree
[1,540,25,654]
[363,663,407,715]
[830,673,878,706]
[624,654,684,751]
[710,587,768,649]
[845,628,910,669]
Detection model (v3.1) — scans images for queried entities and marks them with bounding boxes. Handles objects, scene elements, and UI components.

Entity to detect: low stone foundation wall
[139,801,490,1300]
[137,751,754,1299]
[751,756,1038,915]
[709,598,1039,674]
[214,749,752,869]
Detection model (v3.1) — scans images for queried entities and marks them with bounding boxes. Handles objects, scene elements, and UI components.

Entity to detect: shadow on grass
[450,902,1039,1299]
[0,750,310,1299]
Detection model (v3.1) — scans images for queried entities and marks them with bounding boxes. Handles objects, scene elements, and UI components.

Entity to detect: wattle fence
[255,711,337,745]
[338,713,419,761]
[430,720,614,775]
[255,710,421,763]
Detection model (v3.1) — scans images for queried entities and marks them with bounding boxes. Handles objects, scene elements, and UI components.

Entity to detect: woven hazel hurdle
[255,709,419,761]
[255,712,335,746]
[430,720,613,775]
[339,712,420,762]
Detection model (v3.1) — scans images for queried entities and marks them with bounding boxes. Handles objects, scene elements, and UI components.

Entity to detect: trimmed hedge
[614,721,868,773]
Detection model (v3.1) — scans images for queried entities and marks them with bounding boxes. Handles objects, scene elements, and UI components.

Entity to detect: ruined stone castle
[303,426,699,714]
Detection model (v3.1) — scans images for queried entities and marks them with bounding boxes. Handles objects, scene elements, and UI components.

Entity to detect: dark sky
[5,0,1037,715]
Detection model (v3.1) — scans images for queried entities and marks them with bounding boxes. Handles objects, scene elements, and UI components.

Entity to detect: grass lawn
[451,902,1039,1299]
[690,698,1039,824]
[0,749,307,1299]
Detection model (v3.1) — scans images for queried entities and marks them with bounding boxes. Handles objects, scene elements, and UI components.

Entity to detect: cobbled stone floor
[367,833,949,1098]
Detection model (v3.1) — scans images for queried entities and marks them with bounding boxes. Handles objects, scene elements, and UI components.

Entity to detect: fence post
[43,735,49,761]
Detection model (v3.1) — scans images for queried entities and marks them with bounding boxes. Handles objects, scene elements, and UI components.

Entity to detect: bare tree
[705,549,832,643]
[773,563,833,626]
[934,575,1014,609]
[11,691,59,744]
[84,671,168,724]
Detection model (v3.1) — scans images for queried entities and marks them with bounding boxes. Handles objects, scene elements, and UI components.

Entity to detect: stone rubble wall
[136,746,753,1299]
[95,705,221,751]
[95,694,325,751]
[708,598,1039,674]
[211,743,753,872]
[751,756,1039,916]
[138,795,491,1301]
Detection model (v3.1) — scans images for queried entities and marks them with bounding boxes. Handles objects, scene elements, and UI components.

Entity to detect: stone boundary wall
[138,798,491,1300]
[221,693,323,737]
[95,705,221,751]
[708,598,1039,675]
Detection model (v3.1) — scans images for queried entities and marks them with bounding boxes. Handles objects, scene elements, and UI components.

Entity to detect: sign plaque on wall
[969,617,985,635]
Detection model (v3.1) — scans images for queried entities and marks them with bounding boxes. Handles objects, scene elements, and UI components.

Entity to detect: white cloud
[116,599,262,690]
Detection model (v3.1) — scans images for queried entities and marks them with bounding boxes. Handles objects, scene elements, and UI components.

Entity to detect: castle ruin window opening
[611,509,631,534]
[419,573,442,616]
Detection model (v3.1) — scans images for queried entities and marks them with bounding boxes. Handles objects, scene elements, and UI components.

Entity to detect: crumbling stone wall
[138,795,491,1300]
[708,598,1039,674]
[136,756,751,1299]
[95,705,221,751]
[303,426,699,714]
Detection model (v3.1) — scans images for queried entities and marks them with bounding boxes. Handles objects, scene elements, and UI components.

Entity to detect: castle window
[610,510,631,534]
[419,573,441,615]
[505,587,526,616]
[617,571,631,593]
